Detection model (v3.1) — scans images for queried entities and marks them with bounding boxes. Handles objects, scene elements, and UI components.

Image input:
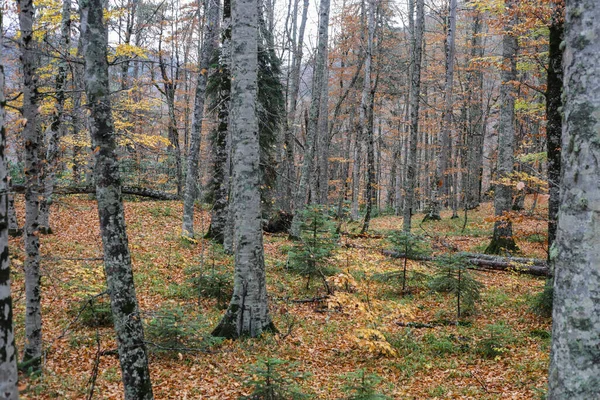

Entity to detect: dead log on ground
[382,250,549,277]
[12,184,180,200]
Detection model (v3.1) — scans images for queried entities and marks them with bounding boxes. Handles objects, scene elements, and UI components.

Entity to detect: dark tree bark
[182,0,220,238]
[546,2,563,251]
[548,0,600,396]
[80,0,154,397]
[0,9,19,397]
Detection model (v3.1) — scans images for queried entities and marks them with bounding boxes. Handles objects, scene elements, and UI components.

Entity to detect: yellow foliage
[352,328,397,357]
[113,43,148,60]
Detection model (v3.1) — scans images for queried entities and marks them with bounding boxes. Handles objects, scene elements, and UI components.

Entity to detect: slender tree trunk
[7,183,19,236]
[212,0,275,338]
[0,9,19,397]
[289,0,330,238]
[317,64,329,205]
[548,1,600,396]
[80,1,154,397]
[282,0,309,213]
[485,0,518,254]
[360,0,376,233]
[426,0,456,221]
[465,5,484,209]
[182,0,220,238]
[546,3,563,251]
[18,0,43,371]
[402,0,423,232]
[207,0,232,245]
[39,0,71,234]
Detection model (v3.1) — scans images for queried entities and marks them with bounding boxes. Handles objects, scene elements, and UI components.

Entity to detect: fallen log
[12,184,180,201]
[382,250,549,277]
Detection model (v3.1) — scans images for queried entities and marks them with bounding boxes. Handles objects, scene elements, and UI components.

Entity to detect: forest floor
[11,195,551,399]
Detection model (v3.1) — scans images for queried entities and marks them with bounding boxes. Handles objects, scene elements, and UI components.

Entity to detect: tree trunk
[402,0,423,232]
[548,1,600,396]
[289,0,330,238]
[39,0,71,234]
[18,0,43,372]
[546,3,563,251]
[182,0,220,238]
[485,0,518,254]
[0,9,19,397]
[207,0,232,245]
[317,64,330,205]
[465,5,484,210]
[212,0,275,338]
[282,0,309,213]
[360,0,376,233]
[426,0,456,221]
[80,1,154,397]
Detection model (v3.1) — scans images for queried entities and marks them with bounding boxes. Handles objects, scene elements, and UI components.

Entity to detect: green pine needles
[340,369,390,400]
[375,231,431,293]
[288,205,339,293]
[240,358,311,400]
[429,253,484,319]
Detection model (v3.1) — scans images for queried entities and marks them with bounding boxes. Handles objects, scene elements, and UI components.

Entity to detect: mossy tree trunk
[182,0,220,238]
[80,0,154,397]
[548,0,600,397]
[18,0,43,372]
[0,8,19,398]
[546,2,563,251]
[211,0,275,338]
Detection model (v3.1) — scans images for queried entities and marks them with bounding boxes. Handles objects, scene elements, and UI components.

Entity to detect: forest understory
[10,195,551,399]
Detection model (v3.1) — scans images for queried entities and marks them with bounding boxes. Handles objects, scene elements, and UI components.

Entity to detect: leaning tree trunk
[39,0,71,234]
[182,0,220,238]
[426,0,456,221]
[0,9,19,398]
[80,1,154,398]
[402,0,423,232]
[289,0,331,238]
[485,0,518,254]
[212,0,275,338]
[546,2,563,251]
[18,0,43,372]
[548,0,600,397]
